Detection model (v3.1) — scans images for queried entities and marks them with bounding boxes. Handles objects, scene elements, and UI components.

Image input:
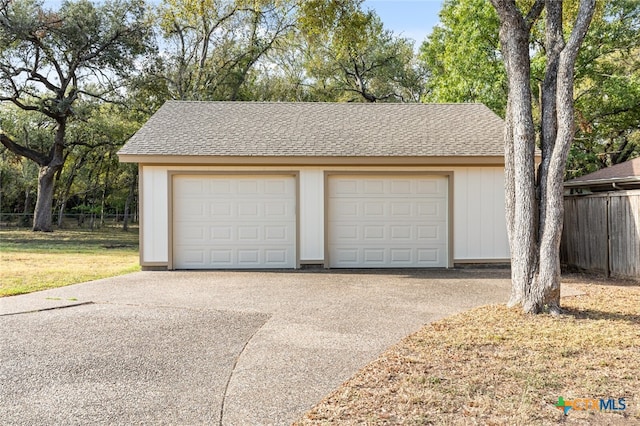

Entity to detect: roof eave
[117,154,507,167]
[564,177,640,188]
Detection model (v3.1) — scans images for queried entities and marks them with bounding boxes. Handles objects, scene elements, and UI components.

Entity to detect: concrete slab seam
[219,315,271,426]
[0,301,95,317]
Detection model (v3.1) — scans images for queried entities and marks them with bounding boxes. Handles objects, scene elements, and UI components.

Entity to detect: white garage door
[172,175,296,269]
[328,175,449,268]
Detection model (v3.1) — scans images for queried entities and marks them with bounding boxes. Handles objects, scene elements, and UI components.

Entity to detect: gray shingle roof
[118,101,505,158]
[565,157,640,188]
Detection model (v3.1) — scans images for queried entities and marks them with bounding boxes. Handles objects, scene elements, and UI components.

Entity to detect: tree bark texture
[533,0,596,314]
[491,0,596,313]
[1,117,66,231]
[503,98,519,303]
[491,0,539,308]
[32,166,58,231]
[31,122,66,232]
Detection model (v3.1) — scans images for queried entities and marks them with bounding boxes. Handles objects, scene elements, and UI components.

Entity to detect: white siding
[138,165,509,267]
[453,167,509,260]
[299,169,324,261]
[140,166,169,263]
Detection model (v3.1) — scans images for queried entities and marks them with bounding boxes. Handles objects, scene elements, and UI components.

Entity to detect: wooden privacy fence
[561,189,640,280]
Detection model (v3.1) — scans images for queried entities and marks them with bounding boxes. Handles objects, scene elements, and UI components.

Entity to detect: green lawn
[0,227,140,297]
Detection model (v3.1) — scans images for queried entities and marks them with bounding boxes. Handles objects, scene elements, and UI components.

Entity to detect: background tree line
[1,0,638,231]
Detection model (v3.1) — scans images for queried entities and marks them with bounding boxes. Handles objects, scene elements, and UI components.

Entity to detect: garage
[120,102,510,269]
[327,175,450,268]
[171,174,297,269]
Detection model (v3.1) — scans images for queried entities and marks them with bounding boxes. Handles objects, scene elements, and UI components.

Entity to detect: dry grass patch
[0,227,139,297]
[297,275,640,425]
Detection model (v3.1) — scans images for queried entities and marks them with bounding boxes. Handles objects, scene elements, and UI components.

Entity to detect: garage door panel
[265,225,288,240]
[328,175,448,268]
[329,201,359,219]
[390,248,411,263]
[363,180,384,194]
[364,202,385,216]
[417,225,445,241]
[210,180,231,193]
[334,179,359,194]
[211,202,232,217]
[331,178,447,199]
[237,249,259,264]
[330,223,447,242]
[417,179,444,195]
[237,180,258,194]
[211,226,232,240]
[175,178,205,195]
[238,202,259,217]
[181,226,207,242]
[390,225,411,240]
[211,250,232,264]
[417,201,446,219]
[264,180,286,194]
[333,225,358,240]
[238,226,259,241]
[333,248,359,264]
[173,175,296,269]
[328,245,447,267]
[418,248,442,263]
[390,203,411,216]
[179,249,206,266]
[174,200,206,219]
[265,249,287,264]
[390,180,411,194]
[364,225,385,239]
[363,249,385,263]
[265,202,287,217]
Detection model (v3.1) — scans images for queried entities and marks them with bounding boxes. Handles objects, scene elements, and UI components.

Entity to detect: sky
[363,0,444,46]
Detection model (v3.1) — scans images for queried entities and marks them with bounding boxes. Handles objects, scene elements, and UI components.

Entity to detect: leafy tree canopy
[419,0,640,177]
[0,0,154,230]
[419,0,505,114]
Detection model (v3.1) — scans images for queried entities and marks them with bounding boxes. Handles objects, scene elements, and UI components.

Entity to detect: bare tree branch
[0,132,49,165]
[525,0,545,30]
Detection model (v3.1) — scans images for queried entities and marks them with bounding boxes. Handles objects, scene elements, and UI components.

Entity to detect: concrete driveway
[0,269,511,425]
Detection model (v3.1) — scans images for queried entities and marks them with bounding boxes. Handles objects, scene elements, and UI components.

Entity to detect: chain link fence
[0,213,138,229]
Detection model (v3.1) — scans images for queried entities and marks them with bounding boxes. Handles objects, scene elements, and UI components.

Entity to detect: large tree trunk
[491,0,596,314]
[32,122,66,232]
[533,0,564,314]
[503,99,523,306]
[2,122,67,232]
[532,0,596,314]
[494,2,539,308]
[32,165,59,231]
